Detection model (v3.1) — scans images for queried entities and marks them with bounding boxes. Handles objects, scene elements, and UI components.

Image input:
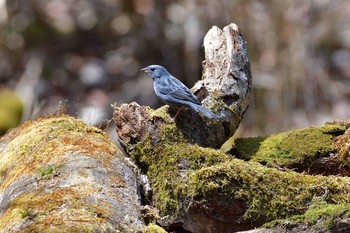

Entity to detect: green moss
[39,165,56,178]
[149,106,172,121]
[12,208,30,219]
[233,136,267,160]
[1,178,112,231]
[265,202,350,230]
[144,223,168,233]
[248,124,345,167]
[131,115,350,228]
[131,123,230,219]
[189,160,350,224]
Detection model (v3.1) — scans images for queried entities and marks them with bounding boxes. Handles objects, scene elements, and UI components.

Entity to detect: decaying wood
[0,116,145,232]
[112,23,350,233]
[114,23,252,149]
[1,22,350,233]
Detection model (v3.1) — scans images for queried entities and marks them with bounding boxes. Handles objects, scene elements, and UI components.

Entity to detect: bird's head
[140,65,169,80]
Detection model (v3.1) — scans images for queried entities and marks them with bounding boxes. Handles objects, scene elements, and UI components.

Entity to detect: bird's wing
[158,76,201,105]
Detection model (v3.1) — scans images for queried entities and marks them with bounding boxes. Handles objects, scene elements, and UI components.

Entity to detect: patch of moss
[1,179,112,232]
[265,202,350,230]
[248,124,345,167]
[149,106,172,122]
[38,164,56,179]
[0,114,116,193]
[131,123,230,220]
[12,207,30,219]
[293,202,350,229]
[189,160,350,225]
[144,223,168,233]
[131,114,350,229]
[232,136,267,160]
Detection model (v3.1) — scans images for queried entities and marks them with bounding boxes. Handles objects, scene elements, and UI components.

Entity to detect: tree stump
[114,23,252,150]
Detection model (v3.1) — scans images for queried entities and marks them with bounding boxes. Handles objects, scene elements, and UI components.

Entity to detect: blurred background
[0,0,350,137]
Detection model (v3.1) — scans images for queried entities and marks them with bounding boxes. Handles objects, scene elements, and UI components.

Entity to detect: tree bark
[0,115,145,232]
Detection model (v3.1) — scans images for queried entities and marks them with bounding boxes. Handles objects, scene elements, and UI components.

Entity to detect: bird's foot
[172,107,184,121]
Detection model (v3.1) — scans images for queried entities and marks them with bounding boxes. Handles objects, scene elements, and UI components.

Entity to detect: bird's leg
[173,107,184,121]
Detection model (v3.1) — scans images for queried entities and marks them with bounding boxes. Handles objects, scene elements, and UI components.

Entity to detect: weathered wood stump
[114,23,252,150]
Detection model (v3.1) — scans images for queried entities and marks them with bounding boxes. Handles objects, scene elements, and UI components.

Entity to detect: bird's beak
[140,67,149,73]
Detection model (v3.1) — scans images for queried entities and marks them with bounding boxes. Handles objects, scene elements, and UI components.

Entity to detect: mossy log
[113,23,350,233]
[2,115,350,232]
[233,121,350,176]
[0,115,144,232]
[1,21,350,233]
[113,112,350,232]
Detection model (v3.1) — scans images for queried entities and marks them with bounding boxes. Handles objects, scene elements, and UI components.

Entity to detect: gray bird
[141,65,218,118]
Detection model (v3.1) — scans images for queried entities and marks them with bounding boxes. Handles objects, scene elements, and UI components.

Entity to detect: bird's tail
[190,104,220,119]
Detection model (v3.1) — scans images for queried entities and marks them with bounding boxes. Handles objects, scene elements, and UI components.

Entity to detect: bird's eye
[150,68,155,71]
